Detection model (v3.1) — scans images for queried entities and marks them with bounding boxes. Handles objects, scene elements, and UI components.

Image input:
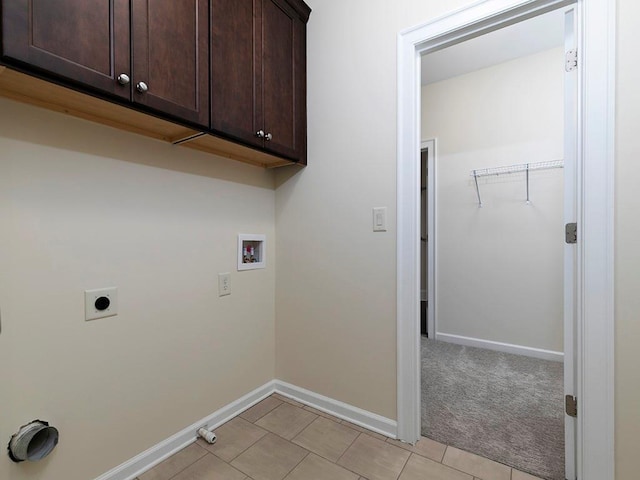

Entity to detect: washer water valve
[8,420,59,462]
[197,427,216,444]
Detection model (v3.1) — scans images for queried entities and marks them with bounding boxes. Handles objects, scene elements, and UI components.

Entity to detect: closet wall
[421,46,565,354]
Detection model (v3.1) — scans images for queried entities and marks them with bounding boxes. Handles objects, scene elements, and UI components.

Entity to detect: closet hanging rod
[470,159,563,207]
[471,159,563,178]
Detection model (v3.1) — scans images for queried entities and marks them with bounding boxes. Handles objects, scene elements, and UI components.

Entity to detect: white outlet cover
[373,207,387,232]
[218,273,231,297]
[85,287,118,321]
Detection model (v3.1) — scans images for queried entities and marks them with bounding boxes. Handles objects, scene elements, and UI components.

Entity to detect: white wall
[422,47,565,353]
[275,0,471,421]
[0,98,276,480]
[276,0,640,477]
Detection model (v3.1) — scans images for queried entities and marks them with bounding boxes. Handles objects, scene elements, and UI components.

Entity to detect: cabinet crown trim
[286,0,312,22]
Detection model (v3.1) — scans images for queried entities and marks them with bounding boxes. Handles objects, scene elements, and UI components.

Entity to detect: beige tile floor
[137,394,544,480]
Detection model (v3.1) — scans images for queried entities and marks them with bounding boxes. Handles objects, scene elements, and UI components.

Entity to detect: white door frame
[396,1,615,480]
[563,7,578,478]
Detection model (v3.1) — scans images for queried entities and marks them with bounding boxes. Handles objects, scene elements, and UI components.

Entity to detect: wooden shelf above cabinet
[0,66,298,168]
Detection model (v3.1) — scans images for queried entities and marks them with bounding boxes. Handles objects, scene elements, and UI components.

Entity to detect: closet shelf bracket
[470,160,563,207]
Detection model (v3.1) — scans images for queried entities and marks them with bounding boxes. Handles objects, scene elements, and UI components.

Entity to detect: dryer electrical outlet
[85,287,118,321]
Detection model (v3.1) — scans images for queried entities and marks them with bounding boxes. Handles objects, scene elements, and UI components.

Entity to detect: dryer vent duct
[8,420,59,463]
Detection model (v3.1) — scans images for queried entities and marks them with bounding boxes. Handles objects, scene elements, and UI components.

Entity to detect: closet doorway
[418,5,576,480]
[397,1,615,479]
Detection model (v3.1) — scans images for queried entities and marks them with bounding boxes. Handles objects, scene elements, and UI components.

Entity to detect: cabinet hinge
[565,49,578,72]
[565,223,577,244]
[565,395,578,417]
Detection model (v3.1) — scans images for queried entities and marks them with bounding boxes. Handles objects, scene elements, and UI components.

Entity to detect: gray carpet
[421,338,564,480]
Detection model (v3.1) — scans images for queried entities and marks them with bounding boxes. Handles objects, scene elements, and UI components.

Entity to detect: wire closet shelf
[470,159,563,207]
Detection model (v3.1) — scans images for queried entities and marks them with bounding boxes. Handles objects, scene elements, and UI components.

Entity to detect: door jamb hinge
[565,49,578,72]
[566,394,578,417]
[565,222,577,244]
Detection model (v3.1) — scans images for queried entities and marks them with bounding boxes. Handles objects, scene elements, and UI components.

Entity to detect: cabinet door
[131,0,209,128]
[1,0,130,99]
[210,0,263,148]
[261,0,306,162]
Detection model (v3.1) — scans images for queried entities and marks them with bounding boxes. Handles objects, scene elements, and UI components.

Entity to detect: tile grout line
[214,399,310,479]
[288,416,366,480]
[289,422,346,466]
[230,402,321,478]
[334,430,412,480]
[334,431,362,465]
[156,444,208,480]
[334,432,376,478]
[414,434,448,463]
[280,450,310,480]
[394,451,413,480]
[442,443,520,474]
[241,396,283,424]
[442,445,449,464]
[255,401,319,441]
[230,434,310,480]
[439,445,504,480]
[210,426,268,464]
[273,393,305,408]
[385,436,447,464]
[440,450,515,480]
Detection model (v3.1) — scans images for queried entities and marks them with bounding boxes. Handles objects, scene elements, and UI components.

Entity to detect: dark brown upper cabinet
[0,0,310,167]
[211,0,310,164]
[1,0,209,128]
[1,0,131,100]
[131,0,209,127]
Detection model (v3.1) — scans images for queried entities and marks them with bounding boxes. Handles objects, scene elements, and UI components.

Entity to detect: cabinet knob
[256,130,265,138]
[117,73,130,85]
[136,81,149,93]
[265,133,273,141]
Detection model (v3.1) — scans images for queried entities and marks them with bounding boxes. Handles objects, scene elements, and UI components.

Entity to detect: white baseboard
[435,333,564,362]
[94,379,397,480]
[274,380,397,439]
[94,380,276,480]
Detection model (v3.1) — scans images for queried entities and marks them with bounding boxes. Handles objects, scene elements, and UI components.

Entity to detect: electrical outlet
[85,287,118,321]
[218,273,231,296]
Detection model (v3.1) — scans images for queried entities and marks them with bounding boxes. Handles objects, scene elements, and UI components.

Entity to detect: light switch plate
[373,207,387,232]
[218,273,231,296]
[85,287,118,321]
